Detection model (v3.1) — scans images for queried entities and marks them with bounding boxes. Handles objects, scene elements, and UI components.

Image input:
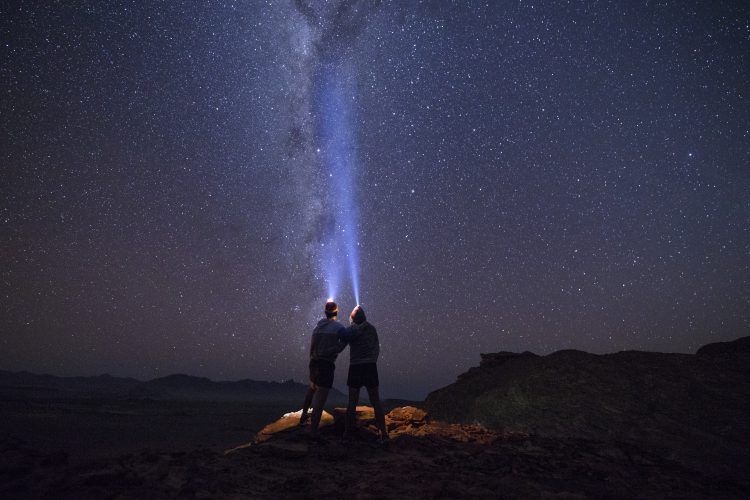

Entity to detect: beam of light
[324,245,340,302]
[317,62,361,306]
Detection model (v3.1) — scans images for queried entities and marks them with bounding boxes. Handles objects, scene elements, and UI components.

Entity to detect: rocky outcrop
[696,335,750,367]
[231,405,513,450]
[425,336,750,488]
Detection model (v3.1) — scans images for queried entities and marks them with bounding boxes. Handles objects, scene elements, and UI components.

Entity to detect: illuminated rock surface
[239,405,511,449]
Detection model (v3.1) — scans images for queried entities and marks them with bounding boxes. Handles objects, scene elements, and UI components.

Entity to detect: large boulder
[225,405,515,454]
[253,409,334,444]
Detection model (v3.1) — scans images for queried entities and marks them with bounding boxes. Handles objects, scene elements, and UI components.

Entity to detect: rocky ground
[2,404,747,498]
[2,337,748,498]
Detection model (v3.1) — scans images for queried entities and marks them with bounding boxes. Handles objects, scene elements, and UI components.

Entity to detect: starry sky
[2,1,748,400]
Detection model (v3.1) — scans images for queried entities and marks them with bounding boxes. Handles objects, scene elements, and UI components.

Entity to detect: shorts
[309,359,335,389]
[347,362,379,389]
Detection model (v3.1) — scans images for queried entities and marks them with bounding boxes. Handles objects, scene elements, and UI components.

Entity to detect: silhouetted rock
[696,335,750,368]
[479,351,538,367]
[425,336,750,490]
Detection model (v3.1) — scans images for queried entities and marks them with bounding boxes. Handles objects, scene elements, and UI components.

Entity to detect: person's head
[350,305,366,325]
[324,300,338,319]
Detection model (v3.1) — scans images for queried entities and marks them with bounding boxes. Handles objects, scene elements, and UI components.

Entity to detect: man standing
[299,300,346,436]
[340,305,388,443]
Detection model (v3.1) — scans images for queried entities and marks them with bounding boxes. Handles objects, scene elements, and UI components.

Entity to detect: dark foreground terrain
[0,398,292,465]
[2,404,747,498]
[1,336,749,498]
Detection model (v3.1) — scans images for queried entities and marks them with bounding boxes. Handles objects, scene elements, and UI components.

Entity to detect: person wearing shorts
[299,301,346,435]
[339,305,388,443]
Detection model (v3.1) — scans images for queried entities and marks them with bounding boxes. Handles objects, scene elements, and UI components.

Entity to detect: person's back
[345,320,379,365]
[311,318,346,362]
[300,301,346,435]
[340,306,388,443]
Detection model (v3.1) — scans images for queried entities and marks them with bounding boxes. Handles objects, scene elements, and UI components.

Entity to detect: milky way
[2,1,748,399]
[285,0,371,307]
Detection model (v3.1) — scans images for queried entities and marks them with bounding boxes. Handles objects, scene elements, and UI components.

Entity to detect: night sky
[2,1,748,399]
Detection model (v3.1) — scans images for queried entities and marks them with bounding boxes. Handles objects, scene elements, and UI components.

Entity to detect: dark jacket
[310,318,346,363]
[340,321,379,365]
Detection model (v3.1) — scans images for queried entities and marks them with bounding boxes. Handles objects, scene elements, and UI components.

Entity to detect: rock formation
[426,336,750,488]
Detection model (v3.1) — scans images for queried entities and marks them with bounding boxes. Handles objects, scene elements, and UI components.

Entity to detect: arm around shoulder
[338,324,357,341]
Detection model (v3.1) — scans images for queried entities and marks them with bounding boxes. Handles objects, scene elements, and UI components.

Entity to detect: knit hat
[350,305,366,325]
[325,301,338,317]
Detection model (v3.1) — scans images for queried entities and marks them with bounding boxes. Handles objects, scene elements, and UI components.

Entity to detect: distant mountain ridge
[0,370,346,404]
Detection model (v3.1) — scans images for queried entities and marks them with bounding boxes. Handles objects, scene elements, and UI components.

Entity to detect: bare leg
[299,383,316,426]
[345,386,360,438]
[310,387,330,435]
[366,385,388,440]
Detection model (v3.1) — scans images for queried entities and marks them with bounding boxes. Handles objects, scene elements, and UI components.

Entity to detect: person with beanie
[299,300,346,436]
[339,305,388,443]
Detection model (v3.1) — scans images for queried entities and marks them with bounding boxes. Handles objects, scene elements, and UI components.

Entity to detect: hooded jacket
[310,318,346,363]
[340,321,379,365]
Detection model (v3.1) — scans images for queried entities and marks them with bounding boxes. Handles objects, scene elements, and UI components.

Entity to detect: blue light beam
[318,63,361,306]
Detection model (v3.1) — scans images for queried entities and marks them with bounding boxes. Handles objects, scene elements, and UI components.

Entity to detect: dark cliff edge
[425,336,750,482]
